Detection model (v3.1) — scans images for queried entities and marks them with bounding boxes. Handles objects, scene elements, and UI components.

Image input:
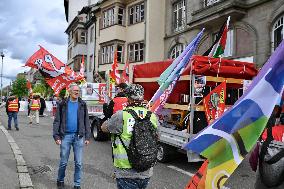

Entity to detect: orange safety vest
[8,99,19,112]
[30,99,40,110]
[113,97,128,113]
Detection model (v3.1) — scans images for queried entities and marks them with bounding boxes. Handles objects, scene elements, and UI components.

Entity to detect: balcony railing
[204,0,222,7]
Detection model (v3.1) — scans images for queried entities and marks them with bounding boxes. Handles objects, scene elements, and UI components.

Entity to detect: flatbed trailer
[132,55,258,162]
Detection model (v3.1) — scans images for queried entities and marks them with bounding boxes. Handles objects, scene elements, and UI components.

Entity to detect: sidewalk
[0,125,19,188]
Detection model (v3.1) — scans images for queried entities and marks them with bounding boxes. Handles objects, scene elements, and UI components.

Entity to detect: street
[0,109,257,189]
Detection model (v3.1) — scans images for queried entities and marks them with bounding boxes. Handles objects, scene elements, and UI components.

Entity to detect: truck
[132,55,258,162]
[80,82,115,141]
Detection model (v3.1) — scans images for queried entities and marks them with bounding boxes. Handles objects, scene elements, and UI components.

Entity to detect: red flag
[121,61,129,84]
[110,50,120,84]
[25,46,83,95]
[80,55,85,76]
[203,81,226,124]
[185,160,208,189]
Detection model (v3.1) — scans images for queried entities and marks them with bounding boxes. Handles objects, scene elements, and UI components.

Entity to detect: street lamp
[0,51,4,103]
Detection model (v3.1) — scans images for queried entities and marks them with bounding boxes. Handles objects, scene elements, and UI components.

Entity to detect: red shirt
[262,125,284,142]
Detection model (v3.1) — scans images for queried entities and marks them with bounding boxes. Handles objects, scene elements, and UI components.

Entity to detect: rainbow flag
[183,40,284,189]
[149,29,204,113]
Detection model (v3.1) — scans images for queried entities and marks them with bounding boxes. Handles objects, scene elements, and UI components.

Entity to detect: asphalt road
[0,110,257,189]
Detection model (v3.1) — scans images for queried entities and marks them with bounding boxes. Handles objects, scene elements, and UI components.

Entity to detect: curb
[0,125,34,189]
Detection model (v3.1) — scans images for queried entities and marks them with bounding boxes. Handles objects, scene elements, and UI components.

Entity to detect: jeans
[8,112,18,129]
[57,133,84,187]
[116,178,150,189]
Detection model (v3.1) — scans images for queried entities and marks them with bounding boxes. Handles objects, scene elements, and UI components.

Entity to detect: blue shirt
[66,99,78,133]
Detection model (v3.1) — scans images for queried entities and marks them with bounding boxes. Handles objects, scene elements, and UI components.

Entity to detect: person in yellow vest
[102,84,159,189]
[29,94,41,124]
[5,94,20,130]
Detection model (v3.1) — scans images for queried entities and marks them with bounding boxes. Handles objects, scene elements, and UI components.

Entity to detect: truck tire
[91,120,105,141]
[157,143,173,163]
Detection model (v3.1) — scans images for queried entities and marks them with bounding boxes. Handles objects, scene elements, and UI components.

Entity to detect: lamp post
[0,51,4,103]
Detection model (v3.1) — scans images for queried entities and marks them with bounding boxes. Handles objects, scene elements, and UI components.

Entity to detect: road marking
[167,165,230,189]
[167,165,195,177]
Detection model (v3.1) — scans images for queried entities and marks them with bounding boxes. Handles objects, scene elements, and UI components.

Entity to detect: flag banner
[149,29,204,113]
[203,16,230,58]
[203,81,226,124]
[185,160,209,189]
[121,61,130,84]
[110,50,120,84]
[25,46,84,95]
[183,40,284,189]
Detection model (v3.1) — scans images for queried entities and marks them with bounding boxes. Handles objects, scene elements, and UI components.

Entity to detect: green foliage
[11,76,28,98]
[32,83,46,96]
[59,89,66,99]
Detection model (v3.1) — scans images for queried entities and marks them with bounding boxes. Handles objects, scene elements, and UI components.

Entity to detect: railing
[204,0,222,7]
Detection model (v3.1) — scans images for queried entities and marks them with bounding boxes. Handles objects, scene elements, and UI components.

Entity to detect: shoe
[7,128,11,130]
[29,122,32,124]
[74,186,81,189]
[16,127,19,131]
[57,181,64,188]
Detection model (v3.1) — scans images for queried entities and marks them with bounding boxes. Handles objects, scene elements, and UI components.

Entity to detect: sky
[0,0,68,88]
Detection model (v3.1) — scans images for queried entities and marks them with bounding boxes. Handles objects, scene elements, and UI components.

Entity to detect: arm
[102,110,123,134]
[53,103,61,143]
[5,101,8,114]
[84,103,91,143]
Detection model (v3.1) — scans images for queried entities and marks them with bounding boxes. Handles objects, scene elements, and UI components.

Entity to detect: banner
[203,81,226,124]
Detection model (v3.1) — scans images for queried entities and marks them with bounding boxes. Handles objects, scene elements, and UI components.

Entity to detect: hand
[85,140,90,145]
[55,140,61,145]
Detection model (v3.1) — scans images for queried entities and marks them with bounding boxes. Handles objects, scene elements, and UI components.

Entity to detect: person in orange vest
[103,83,128,119]
[29,94,41,124]
[5,94,20,130]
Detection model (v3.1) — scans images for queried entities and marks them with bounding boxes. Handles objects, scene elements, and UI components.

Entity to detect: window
[170,44,185,59]
[272,15,283,51]
[129,42,144,62]
[68,48,72,59]
[118,7,125,25]
[173,0,186,32]
[80,31,87,43]
[204,0,221,7]
[129,3,144,25]
[213,29,233,57]
[101,44,124,64]
[90,26,94,42]
[89,55,93,71]
[103,7,115,28]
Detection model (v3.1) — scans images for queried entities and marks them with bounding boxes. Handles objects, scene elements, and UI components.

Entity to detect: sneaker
[7,128,11,130]
[16,127,19,131]
[57,181,64,188]
[74,186,81,189]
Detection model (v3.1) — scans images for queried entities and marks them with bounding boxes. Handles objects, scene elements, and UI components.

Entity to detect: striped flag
[183,40,284,189]
[149,29,204,113]
[203,16,230,58]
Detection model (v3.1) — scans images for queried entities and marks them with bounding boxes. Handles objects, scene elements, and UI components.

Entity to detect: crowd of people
[3,82,284,189]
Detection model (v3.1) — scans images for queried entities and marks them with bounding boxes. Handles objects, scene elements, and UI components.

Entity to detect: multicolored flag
[149,29,204,113]
[183,40,284,189]
[25,46,84,95]
[203,81,226,124]
[203,16,230,58]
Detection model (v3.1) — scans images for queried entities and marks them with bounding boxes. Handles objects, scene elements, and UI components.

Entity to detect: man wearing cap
[6,94,20,130]
[102,84,159,189]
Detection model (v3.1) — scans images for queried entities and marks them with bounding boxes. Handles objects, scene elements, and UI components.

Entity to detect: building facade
[165,0,284,66]
[64,0,284,83]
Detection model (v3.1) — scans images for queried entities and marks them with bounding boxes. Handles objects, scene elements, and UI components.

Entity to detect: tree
[11,76,28,98]
[32,83,46,96]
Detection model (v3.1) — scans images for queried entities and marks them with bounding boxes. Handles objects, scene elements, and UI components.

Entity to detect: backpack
[259,114,284,187]
[118,109,158,172]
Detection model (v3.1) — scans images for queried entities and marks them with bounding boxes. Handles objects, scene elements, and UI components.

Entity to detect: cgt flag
[183,40,284,189]
[25,46,84,95]
[203,81,226,124]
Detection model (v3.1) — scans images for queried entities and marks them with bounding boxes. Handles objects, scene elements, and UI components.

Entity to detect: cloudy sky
[0,0,68,88]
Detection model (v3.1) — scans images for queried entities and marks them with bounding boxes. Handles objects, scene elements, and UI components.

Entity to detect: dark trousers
[8,112,18,129]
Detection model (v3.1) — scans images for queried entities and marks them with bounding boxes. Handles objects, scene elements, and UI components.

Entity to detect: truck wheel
[91,120,105,141]
[157,143,172,163]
